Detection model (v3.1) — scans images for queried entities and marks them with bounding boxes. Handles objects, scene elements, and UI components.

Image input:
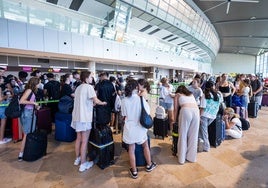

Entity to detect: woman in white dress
[122,79,156,179]
[71,71,107,172]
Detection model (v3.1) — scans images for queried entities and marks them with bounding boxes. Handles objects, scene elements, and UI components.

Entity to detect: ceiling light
[49,66,68,69]
[19,64,41,67]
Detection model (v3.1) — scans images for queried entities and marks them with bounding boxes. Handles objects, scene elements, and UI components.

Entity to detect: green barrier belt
[0,100,59,107]
[172,132,179,137]
[37,100,59,104]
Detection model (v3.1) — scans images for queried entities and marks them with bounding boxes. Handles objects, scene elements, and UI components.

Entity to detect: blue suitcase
[55,112,76,142]
[135,135,150,166]
[122,135,150,166]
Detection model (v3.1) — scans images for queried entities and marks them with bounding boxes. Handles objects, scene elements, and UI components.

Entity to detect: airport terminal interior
[0,0,268,187]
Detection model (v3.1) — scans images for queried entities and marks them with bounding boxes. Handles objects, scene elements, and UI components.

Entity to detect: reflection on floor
[0,107,268,188]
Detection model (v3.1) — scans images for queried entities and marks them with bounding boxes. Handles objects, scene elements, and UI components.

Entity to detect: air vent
[46,0,58,5]
[177,41,188,46]
[139,25,152,32]
[69,0,84,11]
[181,43,191,47]
[168,37,179,42]
[162,34,173,40]
[148,28,160,35]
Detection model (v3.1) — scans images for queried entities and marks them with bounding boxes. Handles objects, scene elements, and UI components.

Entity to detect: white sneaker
[79,161,94,172]
[74,157,81,166]
[0,138,12,144]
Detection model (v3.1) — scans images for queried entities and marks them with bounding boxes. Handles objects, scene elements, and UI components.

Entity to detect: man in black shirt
[250,74,263,109]
[95,72,116,126]
[44,73,61,122]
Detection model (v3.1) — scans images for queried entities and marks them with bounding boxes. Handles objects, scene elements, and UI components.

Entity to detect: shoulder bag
[140,96,153,129]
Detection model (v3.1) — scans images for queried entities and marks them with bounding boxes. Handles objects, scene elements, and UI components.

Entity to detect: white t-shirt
[187,85,203,105]
[242,86,250,104]
[231,117,242,132]
[159,84,174,104]
[72,84,96,122]
[121,92,149,145]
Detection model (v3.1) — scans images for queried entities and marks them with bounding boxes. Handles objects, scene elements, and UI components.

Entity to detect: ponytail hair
[204,81,219,101]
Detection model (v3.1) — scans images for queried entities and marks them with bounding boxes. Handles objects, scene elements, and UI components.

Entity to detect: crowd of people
[0,68,264,179]
[159,72,263,166]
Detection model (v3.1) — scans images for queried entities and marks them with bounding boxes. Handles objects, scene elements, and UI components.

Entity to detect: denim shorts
[20,108,36,134]
[159,101,173,111]
[0,107,7,119]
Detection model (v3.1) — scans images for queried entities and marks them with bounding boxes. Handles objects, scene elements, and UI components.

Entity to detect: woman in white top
[241,79,252,108]
[71,71,107,173]
[159,77,175,130]
[174,85,200,164]
[122,79,156,179]
[223,108,243,139]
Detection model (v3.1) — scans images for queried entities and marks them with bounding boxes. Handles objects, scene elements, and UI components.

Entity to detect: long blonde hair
[224,107,239,118]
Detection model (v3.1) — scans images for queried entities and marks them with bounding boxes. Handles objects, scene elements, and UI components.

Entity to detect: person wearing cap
[250,74,263,110]
[223,108,242,139]
[199,81,223,152]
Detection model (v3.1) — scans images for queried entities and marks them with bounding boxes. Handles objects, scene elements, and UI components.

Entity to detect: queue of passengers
[158,72,263,165]
[0,68,264,179]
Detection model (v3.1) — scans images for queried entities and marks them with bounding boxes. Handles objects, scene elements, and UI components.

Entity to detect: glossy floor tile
[0,107,268,188]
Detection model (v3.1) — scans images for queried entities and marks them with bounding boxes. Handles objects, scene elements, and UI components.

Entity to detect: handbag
[140,96,153,129]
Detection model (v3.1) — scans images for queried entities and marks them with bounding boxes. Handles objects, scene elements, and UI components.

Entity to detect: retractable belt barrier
[0,100,59,107]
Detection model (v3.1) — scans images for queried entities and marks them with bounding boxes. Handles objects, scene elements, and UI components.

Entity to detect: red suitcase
[36,108,52,134]
[12,118,24,142]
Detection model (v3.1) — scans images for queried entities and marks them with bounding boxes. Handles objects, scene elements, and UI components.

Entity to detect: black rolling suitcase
[23,110,47,162]
[88,124,114,169]
[208,114,223,148]
[153,117,169,139]
[171,122,178,156]
[248,99,258,118]
[88,108,114,169]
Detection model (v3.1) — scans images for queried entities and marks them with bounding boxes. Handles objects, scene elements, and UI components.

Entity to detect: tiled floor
[0,107,268,188]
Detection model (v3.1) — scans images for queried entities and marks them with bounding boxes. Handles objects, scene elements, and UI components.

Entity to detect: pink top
[25,93,35,109]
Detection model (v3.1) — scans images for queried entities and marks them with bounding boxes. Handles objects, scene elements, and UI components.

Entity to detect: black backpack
[239,118,250,130]
[5,92,33,118]
[58,95,74,114]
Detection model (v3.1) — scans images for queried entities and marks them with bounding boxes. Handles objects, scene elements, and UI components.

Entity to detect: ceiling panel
[193,0,268,56]
[138,13,155,22]
[152,29,173,39]
[79,0,113,19]
[131,8,144,18]
[57,0,72,8]
[149,18,164,26]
